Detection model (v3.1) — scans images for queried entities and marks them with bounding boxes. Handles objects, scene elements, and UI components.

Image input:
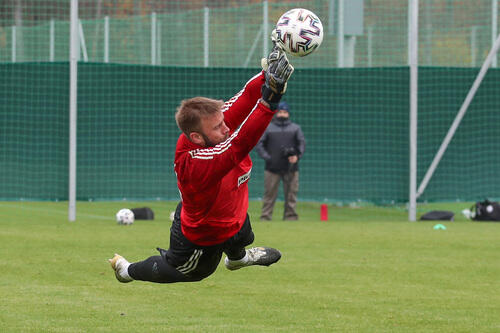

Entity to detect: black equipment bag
[472,200,500,221]
[420,210,454,221]
[131,207,155,220]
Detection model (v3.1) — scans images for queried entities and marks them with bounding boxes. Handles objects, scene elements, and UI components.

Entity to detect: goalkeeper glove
[261,46,294,110]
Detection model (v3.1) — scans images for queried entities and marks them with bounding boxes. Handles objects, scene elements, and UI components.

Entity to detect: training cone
[433,224,447,230]
[320,204,328,221]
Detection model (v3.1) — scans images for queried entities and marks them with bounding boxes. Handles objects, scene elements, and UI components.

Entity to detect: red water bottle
[320,204,328,221]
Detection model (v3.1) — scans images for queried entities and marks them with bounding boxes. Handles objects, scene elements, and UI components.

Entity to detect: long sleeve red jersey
[174,72,276,246]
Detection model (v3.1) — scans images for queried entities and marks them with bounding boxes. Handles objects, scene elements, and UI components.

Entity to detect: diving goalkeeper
[109,45,294,283]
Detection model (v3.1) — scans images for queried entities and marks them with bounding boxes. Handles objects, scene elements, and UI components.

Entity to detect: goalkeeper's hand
[260,29,284,70]
[261,45,294,110]
[270,28,280,47]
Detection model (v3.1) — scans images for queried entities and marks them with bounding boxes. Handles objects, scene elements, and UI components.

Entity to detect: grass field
[1,200,499,332]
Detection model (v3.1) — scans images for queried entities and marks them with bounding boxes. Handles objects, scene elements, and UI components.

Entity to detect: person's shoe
[224,247,281,271]
[108,254,133,283]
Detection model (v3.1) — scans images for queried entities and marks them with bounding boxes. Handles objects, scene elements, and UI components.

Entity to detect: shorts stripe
[177,249,203,274]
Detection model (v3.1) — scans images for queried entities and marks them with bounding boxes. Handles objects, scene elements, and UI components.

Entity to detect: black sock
[225,248,246,261]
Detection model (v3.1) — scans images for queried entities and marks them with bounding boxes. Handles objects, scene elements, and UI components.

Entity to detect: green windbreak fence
[2,63,500,203]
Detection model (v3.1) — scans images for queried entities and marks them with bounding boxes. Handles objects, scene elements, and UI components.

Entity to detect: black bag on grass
[131,207,155,220]
[420,210,454,221]
[472,200,500,221]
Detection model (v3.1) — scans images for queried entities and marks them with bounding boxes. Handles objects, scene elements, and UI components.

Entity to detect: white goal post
[408,30,500,221]
[408,0,418,221]
[69,0,78,222]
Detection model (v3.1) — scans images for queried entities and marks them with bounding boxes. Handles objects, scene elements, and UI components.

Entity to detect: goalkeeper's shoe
[224,247,281,271]
[108,253,133,283]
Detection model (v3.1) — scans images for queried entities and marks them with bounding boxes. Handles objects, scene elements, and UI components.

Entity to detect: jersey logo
[238,168,252,187]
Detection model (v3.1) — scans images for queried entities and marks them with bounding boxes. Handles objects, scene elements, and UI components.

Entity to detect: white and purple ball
[275,8,324,57]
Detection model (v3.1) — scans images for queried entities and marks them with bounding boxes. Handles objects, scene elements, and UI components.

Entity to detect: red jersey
[174,72,275,246]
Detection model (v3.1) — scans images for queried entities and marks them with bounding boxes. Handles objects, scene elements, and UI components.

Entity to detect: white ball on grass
[116,208,135,225]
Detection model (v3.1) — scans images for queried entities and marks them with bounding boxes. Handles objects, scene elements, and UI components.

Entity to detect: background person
[256,102,305,221]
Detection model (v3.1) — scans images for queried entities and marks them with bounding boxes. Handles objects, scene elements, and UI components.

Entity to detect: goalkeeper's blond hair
[175,97,224,137]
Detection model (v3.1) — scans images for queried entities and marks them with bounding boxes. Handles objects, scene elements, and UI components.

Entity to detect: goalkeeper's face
[196,111,230,147]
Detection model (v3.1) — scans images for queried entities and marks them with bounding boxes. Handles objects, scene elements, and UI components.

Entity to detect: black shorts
[157,202,254,281]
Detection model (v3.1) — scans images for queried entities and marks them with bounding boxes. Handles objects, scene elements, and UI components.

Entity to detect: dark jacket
[255,116,305,173]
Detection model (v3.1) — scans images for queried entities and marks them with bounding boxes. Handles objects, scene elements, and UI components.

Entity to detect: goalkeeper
[109,44,294,283]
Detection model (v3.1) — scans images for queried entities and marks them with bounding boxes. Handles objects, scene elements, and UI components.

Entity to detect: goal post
[408,0,419,221]
[414,32,500,204]
[408,0,500,221]
[69,0,78,222]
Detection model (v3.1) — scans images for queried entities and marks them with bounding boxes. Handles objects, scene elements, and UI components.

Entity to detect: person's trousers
[261,170,299,220]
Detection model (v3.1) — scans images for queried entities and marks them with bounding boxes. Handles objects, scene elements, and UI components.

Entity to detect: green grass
[1,201,499,332]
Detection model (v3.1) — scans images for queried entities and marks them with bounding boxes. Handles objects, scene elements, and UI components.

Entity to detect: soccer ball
[275,8,324,57]
[116,208,134,225]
